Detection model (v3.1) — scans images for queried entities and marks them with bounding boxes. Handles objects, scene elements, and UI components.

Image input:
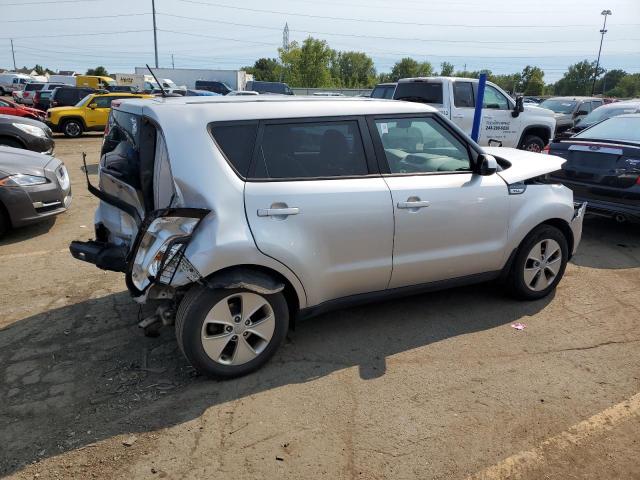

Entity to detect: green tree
[243,58,281,82]
[595,69,627,95]
[86,66,109,76]
[520,65,545,95]
[279,37,336,88]
[390,58,433,81]
[331,51,376,88]
[439,62,455,76]
[607,73,640,98]
[553,60,603,95]
[490,73,521,94]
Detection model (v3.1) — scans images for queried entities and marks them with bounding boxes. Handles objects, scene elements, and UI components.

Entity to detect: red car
[0,98,45,121]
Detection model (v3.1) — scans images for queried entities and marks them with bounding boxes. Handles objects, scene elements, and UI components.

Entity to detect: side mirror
[478,154,498,176]
[88,103,97,109]
[512,96,524,117]
[575,110,588,117]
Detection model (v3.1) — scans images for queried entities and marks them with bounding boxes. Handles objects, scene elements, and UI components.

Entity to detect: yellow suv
[46,92,153,138]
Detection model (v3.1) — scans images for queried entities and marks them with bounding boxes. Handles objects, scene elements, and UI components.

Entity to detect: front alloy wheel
[63,119,82,138]
[176,285,289,378]
[507,225,569,300]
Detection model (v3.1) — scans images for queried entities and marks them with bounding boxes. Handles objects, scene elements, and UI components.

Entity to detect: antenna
[146,63,167,97]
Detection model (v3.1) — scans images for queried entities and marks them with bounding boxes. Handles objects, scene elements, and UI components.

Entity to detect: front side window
[254,120,368,179]
[453,82,474,107]
[75,94,93,107]
[375,117,471,173]
[483,86,509,110]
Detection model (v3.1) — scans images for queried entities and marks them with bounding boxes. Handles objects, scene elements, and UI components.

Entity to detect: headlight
[130,211,209,292]
[13,122,47,138]
[0,174,48,186]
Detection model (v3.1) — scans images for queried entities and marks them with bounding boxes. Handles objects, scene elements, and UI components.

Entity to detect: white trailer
[134,67,252,90]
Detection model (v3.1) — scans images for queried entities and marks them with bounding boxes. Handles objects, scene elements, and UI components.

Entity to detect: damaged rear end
[69,101,209,301]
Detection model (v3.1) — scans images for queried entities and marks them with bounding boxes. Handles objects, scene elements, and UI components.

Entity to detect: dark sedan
[548,114,640,222]
[0,146,71,237]
[0,114,55,153]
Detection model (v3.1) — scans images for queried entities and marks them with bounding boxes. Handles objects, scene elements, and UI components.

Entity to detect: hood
[0,114,48,128]
[523,105,555,117]
[48,106,79,114]
[552,112,573,122]
[0,146,54,177]
[483,147,565,184]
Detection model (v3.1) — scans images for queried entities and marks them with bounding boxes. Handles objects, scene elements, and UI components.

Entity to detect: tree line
[243,37,640,97]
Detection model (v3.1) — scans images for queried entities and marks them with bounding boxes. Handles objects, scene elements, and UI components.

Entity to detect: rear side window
[254,120,369,179]
[25,83,44,91]
[393,82,443,104]
[453,82,474,107]
[210,123,259,177]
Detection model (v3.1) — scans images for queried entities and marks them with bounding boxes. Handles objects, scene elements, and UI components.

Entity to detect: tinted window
[25,83,44,91]
[483,86,509,110]
[254,120,368,179]
[371,85,393,99]
[578,101,591,114]
[575,116,640,143]
[453,82,474,107]
[394,82,443,104]
[375,117,471,173]
[93,96,113,108]
[210,123,259,177]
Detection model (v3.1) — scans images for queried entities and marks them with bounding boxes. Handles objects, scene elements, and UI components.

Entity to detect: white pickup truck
[390,77,556,152]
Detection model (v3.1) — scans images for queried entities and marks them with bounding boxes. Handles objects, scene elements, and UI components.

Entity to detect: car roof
[93,92,152,97]
[115,96,438,121]
[599,99,640,109]
[544,96,602,101]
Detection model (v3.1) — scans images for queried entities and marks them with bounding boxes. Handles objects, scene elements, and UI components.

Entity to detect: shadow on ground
[571,216,640,270]
[0,217,56,247]
[0,283,551,475]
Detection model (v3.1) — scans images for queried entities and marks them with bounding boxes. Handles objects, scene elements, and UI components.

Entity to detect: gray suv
[70,96,585,378]
[539,96,605,134]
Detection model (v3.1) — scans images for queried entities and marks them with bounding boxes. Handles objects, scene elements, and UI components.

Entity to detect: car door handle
[452,114,464,119]
[397,200,431,209]
[257,207,300,217]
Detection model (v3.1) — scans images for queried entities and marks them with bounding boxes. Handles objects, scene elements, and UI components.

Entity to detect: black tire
[62,119,83,138]
[176,284,289,379]
[521,135,545,153]
[0,207,9,238]
[506,225,569,300]
[0,138,23,148]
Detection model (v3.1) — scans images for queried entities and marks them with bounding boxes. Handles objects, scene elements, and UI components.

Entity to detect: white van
[0,73,33,94]
[393,77,556,152]
[48,75,77,86]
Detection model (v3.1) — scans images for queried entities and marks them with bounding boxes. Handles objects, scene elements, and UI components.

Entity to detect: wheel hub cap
[523,238,562,292]
[200,292,275,366]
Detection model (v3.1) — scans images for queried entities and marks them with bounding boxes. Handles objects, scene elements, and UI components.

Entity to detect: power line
[156,12,637,45]
[0,0,101,5]
[158,28,278,46]
[0,13,149,23]
[1,29,151,40]
[180,0,640,29]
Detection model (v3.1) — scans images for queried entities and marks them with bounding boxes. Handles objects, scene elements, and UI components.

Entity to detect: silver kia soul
[70,96,586,378]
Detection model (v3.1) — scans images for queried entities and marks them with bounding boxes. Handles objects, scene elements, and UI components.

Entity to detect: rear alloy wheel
[176,285,289,378]
[521,135,545,153]
[507,225,568,300]
[62,119,83,138]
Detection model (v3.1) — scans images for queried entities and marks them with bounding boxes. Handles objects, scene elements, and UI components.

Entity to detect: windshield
[578,106,639,125]
[106,79,117,86]
[75,94,93,107]
[393,82,443,104]
[539,99,577,114]
[575,116,640,143]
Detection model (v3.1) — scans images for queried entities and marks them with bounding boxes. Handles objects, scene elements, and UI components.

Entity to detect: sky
[1,0,639,83]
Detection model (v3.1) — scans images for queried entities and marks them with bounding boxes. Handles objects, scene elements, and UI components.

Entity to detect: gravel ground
[1,135,639,479]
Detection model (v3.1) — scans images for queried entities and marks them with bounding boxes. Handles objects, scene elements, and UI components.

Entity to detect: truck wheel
[506,225,568,300]
[521,135,545,153]
[175,284,289,379]
[62,119,83,138]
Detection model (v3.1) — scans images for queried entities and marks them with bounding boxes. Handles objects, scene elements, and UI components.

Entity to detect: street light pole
[591,9,611,95]
[10,39,17,71]
[152,0,159,68]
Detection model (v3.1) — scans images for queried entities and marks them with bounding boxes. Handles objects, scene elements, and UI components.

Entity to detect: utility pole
[152,0,159,68]
[10,39,17,71]
[280,23,289,82]
[171,54,175,69]
[592,9,611,95]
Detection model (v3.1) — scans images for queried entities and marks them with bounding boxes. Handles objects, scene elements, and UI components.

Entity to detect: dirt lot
[1,135,639,479]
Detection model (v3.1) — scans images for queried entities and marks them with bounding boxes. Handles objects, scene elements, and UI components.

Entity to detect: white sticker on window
[380,123,389,134]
